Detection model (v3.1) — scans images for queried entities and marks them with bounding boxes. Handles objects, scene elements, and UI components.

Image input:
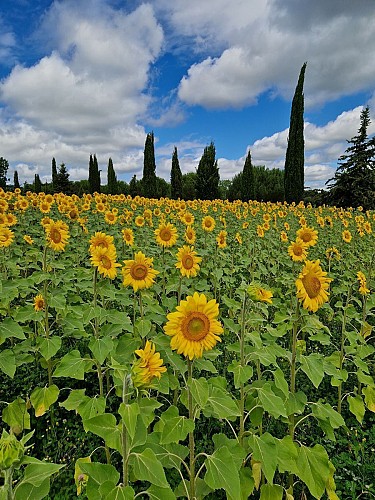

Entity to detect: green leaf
[103,485,135,499]
[22,462,65,487]
[37,337,62,361]
[14,477,51,500]
[2,397,30,434]
[311,402,345,439]
[205,387,240,420]
[300,353,324,388]
[89,336,114,365]
[129,448,169,488]
[204,446,241,500]
[78,397,107,428]
[119,402,140,441]
[146,484,176,500]
[30,385,59,417]
[187,377,209,408]
[276,435,299,473]
[228,361,253,388]
[79,462,120,500]
[60,389,87,411]
[53,350,88,380]
[256,383,287,418]
[0,318,25,343]
[239,468,255,500]
[273,368,289,398]
[362,385,375,412]
[248,433,277,484]
[259,483,283,500]
[160,414,194,445]
[294,444,331,499]
[348,395,366,423]
[0,349,16,378]
[134,318,152,338]
[84,414,122,452]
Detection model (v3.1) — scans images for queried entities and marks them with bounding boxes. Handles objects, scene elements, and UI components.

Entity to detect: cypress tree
[129,175,138,197]
[52,157,58,192]
[13,170,20,190]
[93,154,101,193]
[241,150,255,201]
[170,147,183,199]
[195,142,220,200]
[88,154,95,193]
[142,132,157,198]
[284,62,307,204]
[55,163,71,194]
[107,158,118,194]
[34,174,42,193]
[0,157,9,190]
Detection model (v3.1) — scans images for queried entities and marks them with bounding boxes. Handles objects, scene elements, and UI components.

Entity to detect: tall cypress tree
[142,132,157,198]
[107,158,118,194]
[34,174,42,193]
[13,170,20,190]
[93,154,101,193]
[88,154,95,193]
[129,175,138,197]
[195,142,220,200]
[284,62,307,204]
[241,150,255,201]
[0,157,9,190]
[170,147,183,199]
[52,157,58,192]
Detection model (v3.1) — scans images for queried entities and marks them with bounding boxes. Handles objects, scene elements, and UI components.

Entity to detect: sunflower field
[0,188,374,499]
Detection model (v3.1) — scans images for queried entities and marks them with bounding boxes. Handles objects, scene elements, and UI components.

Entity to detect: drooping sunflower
[280,231,288,243]
[248,283,273,304]
[90,245,121,279]
[201,216,215,232]
[288,238,308,262]
[89,232,114,252]
[155,222,178,248]
[184,226,196,245]
[45,220,70,252]
[235,232,242,244]
[122,251,159,292]
[34,294,45,312]
[0,226,15,248]
[164,292,223,360]
[122,228,134,247]
[296,226,318,247]
[296,260,332,313]
[216,230,227,249]
[342,230,352,243]
[325,247,341,261]
[256,225,264,238]
[357,271,370,296]
[175,245,202,278]
[131,340,167,388]
[23,235,33,245]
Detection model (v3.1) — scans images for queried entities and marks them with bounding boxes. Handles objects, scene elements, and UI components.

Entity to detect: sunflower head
[296,260,332,312]
[202,216,215,232]
[45,220,70,252]
[131,340,167,388]
[296,226,318,247]
[89,232,114,252]
[122,251,159,292]
[357,271,370,296]
[216,230,227,249]
[175,246,202,278]
[0,226,15,248]
[34,294,45,312]
[184,226,196,244]
[164,292,223,360]
[342,230,352,243]
[90,245,121,279]
[155,222,178,248]
[122,228,134,246]
[247,283,273,304]
[288,238,308,262]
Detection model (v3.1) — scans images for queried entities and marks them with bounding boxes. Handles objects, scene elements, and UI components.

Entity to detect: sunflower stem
[42,245,53,387]
[121,374,129,486]
[337,288,350,414]
[187,359,196,500]
[239,293,247,447]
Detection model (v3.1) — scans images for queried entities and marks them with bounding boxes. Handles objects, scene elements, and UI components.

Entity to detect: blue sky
[1,0,375,189]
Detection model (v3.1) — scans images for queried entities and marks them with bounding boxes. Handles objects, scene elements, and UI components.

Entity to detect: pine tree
[52,157,58,192]
[195,142,220,200]
[55,163,71,194]
[107,158,118,194]
[143,132,157,198]
[326,106,375,210]
[284,62,307,204]
[13,171,20,190]
[34,174,42,193]
[170,147,183,199]
[241,150,255,201]
[0,157,9,190]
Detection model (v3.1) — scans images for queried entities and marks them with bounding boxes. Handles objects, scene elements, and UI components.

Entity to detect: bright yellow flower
[342,230,352,243]
[256,225,264,238]
[184,226,196,245]
[357,271,370,296]
[180,212,195,225]
[0,226,15,247]
[132,340,167,388]
[44,220,70,252]
[34,294,45,312]
[89,232,114,253]
[288,238,308,262]
[296,226,318,247]
[280,231,288,243]
[248,284,273,304]
[122,228,134,246]
[175,246,202,278]
[90,245,121,280]
[216,230,227,249]
[122,251,159,292]
[201,216,215,232]
[326,247,341,261]
[155,222,178,248]
[23,235,33,245]
[164,292,223,360]
[135,216,145,227]
[235,232,242,244]
[296,260,332,313]
[104,211,117,225]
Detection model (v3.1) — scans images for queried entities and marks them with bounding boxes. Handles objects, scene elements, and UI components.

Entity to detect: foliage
[195,142,220,200]
[143,132,157,198]
[0,157,9,190]
[55,163,71,195]
[34,174,42,193]
[52,158,58,193]
[107,158,118,195]
[13,171,20,190]
[88,154,101,194]
[326,106,375,210]
[284,62,307,204]
[182,172,197,200]
[171,147,183,199]
[241,150,255,201]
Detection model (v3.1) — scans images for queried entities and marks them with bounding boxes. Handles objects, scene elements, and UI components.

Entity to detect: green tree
[107,157,118,194]
[13,171,20,190]
[117,180,129,195]
[0,157,9,190]
[129,175,139,197]
[93,154,101,193]
[170,147,183,199]
[51,157,58,192]
[182,172,197,200]
[284,62,307,204]
[195,142,220,200]
[88,154,101,193]
[326,106,375,210]
[227,172,243,201]
[34,173,42,193]
[55,163,71,194]
[143,132,157,198]
[241,150,255,201]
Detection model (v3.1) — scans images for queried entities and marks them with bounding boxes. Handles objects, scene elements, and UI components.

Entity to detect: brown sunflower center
[100,255,112,270]
[130,263,148,280]
[294,245,303,256]
[160,228,172,241]
[182,255,194,270]
[301,232,312,242]
[205,220,212,228]
[50,228,62,243]
[302,274,321,298]
[182,312,210,341]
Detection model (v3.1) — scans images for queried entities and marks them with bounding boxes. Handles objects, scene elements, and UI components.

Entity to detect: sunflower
[122,251,159,292]
[45,220,70,252]
[0,226,15,247]
[216,230,227,249]
[296,226,318,247]
[6,213,17,226]
[23,235,33,245]
[235,232,242,244]
[184,226,196,245]
[89,232,114,252]
[342,230,352,243]
[357,271,370,296]
[181,212,195,225]
[201,216,215,232]
[90,245,121,279]
[288,238,308,262]
[131,340,167,388]
[135,216,145,227]
[296,260,332,312]
[39,202,52,214]
[104,211,117,225]
[325,247,341,261]
[256,225,264,238]
[34,294,45,312]
[122,228,134,246]
[175,246,202,278]
[248,283,273,304]
[155,222,178,248]
[164,292,223,360]
[280,231,288,243]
